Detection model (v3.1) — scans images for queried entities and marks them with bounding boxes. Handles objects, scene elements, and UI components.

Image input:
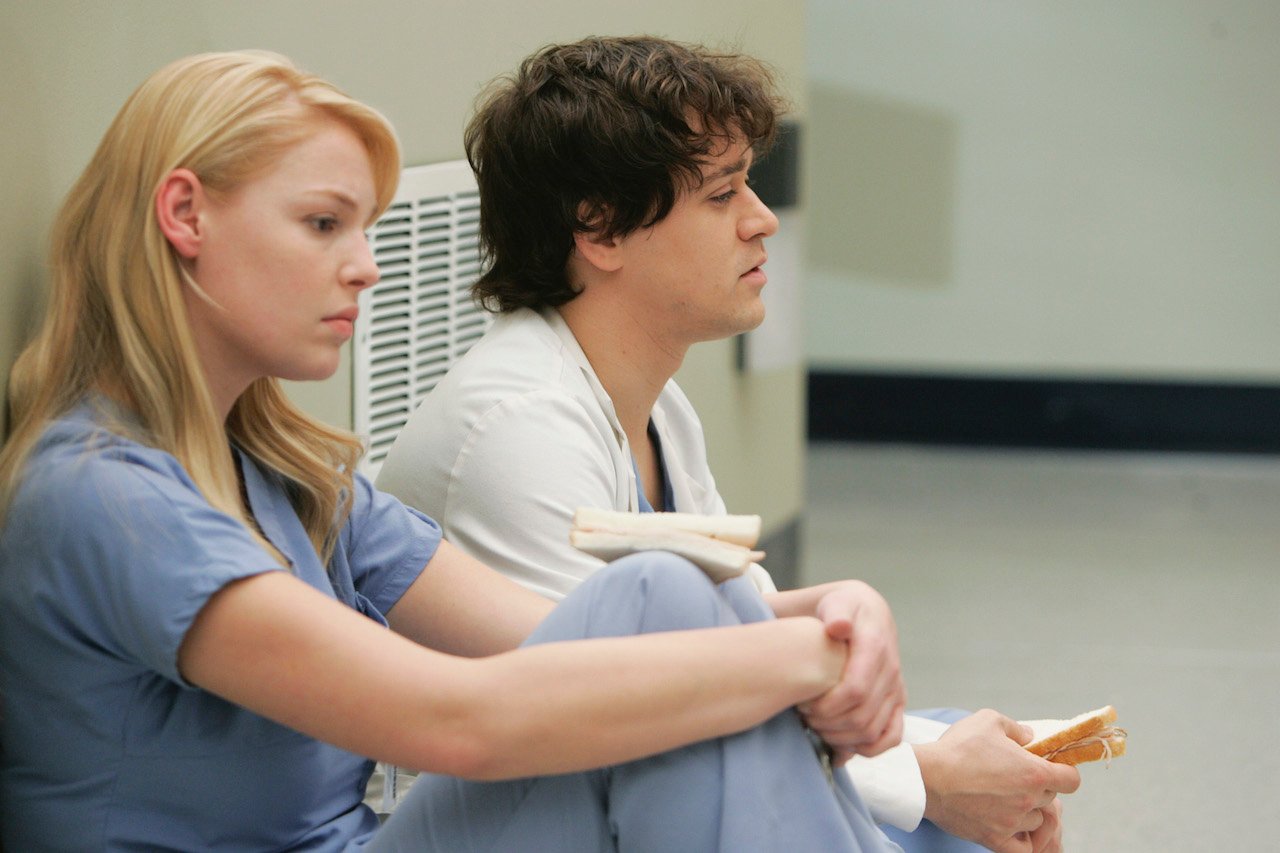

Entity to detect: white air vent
[354,160,492,478]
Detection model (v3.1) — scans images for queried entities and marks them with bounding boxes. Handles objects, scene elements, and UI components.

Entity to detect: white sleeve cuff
[841,714,950,832]
[903,714,950,744]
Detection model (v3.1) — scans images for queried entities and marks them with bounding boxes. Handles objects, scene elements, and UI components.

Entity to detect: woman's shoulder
[4,402,254,574]
[21,400,197,510]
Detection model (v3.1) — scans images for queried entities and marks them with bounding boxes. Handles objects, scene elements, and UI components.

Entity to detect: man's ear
[571,200,625,273]
[571,227,624,274]
[155,168,206,260]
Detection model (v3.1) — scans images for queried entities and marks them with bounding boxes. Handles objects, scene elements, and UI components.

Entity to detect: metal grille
[353,160,490,477]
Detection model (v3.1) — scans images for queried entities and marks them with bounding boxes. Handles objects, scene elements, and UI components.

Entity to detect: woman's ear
[155,168,205,259]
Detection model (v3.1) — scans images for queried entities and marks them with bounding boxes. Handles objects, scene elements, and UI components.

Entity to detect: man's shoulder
[432,309,590,410]
[381,308,599,483]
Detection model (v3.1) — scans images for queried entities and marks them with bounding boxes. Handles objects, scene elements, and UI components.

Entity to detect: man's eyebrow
[699,155,751,185]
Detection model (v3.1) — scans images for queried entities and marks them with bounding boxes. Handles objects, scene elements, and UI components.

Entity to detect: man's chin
[706,309,766,344]
[738,304,767,335]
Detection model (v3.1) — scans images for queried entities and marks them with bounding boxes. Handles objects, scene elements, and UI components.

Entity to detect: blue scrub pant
[367,552,900,852]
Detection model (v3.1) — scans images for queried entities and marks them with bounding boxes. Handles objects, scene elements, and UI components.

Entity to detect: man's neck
[557,298,685,442]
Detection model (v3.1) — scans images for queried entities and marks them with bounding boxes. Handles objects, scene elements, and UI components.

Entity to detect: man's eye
[710,190,737,204]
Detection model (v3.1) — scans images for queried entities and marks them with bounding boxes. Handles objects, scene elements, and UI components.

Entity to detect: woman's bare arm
[384,539,553,657]
[178,569,845,780]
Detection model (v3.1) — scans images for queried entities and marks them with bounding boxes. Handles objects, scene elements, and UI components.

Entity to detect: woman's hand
[794,581,906,763]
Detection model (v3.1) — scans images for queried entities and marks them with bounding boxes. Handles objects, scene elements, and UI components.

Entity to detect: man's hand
[796,581,906,762]
[914,710,1079,853]
[1016,796,1064,853]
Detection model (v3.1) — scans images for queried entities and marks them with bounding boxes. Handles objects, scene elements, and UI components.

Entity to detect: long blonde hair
[0,51,401,565]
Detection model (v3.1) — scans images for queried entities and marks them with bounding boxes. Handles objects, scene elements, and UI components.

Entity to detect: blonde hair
[0,51,401,565]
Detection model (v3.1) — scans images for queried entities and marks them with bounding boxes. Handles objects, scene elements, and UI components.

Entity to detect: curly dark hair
[464,35,786,312]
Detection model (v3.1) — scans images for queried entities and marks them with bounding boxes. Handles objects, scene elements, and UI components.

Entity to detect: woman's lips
[323,307,359,339]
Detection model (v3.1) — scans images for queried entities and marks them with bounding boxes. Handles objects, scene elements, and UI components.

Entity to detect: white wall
[805,1,1280,382]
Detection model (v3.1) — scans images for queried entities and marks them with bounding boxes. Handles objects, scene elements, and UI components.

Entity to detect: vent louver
[354,160,491,477]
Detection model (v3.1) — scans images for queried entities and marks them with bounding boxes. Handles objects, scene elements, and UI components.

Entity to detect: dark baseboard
[808,370,1280,453]
[759,517,801,591]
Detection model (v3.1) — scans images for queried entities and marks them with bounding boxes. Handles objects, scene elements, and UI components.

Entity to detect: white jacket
[377,306,773,599]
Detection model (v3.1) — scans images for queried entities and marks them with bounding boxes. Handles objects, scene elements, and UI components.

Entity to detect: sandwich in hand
[569,508,764,583]
[1021,705,1127,766]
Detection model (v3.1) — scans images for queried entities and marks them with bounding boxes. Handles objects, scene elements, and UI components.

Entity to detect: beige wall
[0,0,805,534]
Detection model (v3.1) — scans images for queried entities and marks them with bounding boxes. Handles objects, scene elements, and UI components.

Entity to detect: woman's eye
[710,189,737,205]
[310,215,339,233]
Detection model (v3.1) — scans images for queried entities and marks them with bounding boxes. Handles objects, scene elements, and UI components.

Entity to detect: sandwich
[1021,705,1127,766]
[569,508,764,583]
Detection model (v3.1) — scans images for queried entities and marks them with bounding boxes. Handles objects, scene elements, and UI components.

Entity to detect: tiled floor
[799,442,1280,852]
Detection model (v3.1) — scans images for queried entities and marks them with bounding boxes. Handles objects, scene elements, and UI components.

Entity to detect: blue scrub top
[0,400,441,851]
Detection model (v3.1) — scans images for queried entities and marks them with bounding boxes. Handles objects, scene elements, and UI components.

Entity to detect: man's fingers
[989,711,1034,746]
[1016,807,1046,834]
[1046,761,1082,794]
[1030,799,1064,853]
[1032,789,1059,810]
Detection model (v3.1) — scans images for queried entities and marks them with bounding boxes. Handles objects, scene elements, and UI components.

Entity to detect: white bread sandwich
[569,509,764,584]
[572,508,762,547]
[1021,705,1127,766]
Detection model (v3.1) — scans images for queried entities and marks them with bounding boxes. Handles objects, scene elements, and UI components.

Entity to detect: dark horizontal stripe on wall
[808,370,1280,453]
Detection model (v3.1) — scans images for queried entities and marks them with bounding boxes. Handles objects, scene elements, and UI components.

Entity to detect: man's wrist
[913,741,946,822]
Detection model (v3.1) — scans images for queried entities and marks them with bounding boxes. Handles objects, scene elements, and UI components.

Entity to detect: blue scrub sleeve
[337,472,442,616]
[9,444,284,687]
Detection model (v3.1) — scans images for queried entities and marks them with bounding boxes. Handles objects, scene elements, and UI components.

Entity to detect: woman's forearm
[422,617,845,779]
[181,572,846,782]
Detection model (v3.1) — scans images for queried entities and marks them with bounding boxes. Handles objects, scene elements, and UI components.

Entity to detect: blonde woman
[0,51,906,851]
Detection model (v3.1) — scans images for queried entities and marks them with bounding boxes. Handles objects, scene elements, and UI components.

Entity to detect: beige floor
[799,442,1280,852]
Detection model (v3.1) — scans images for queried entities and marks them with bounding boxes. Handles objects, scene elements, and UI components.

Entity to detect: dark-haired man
[378,36,1076,853]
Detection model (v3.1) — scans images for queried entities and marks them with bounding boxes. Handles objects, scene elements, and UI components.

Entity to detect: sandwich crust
[1023,705,1127,766]
[1034,736,1126,766]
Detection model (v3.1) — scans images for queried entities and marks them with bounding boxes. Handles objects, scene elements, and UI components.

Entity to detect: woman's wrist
[776,616,846,697]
